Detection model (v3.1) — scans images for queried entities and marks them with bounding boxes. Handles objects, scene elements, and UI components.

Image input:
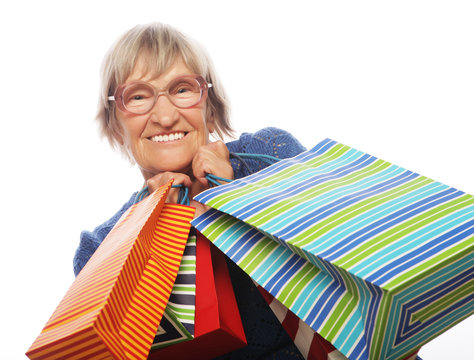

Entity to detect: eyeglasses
[108,75,212,115]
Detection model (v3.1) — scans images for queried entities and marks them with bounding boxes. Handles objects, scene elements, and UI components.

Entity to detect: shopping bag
[27,181,195,360]
[151,234,197,350]
[192,138,474,360]
[257,284,420,360]
[148,231,247,359]
[256,283,344,360]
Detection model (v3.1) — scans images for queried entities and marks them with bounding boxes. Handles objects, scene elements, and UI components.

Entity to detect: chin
[151,162,193,175]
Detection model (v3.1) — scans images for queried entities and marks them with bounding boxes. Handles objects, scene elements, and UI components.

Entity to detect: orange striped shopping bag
[26,181,195,360]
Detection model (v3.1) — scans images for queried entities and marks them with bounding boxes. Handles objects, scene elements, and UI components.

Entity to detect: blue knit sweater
[73,127,306,359]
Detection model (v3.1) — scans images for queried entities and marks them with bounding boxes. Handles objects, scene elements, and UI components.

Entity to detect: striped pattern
[192,138,474,360]
[257,284,419,360]
[151,233,196,349]
[256,283,346,360]
[27,182,195,360]
[152,308,192,349]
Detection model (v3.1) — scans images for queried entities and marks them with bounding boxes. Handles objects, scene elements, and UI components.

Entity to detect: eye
[169,79,200,97]
[177,87,190,94]
[129,94,150,102]
[126,92,152,103]
[122,84,154,106]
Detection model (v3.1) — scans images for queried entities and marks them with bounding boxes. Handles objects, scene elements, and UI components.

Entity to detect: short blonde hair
[97,23,233,158]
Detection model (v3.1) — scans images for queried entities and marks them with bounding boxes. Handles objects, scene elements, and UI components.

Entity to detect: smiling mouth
[149,132,187,143]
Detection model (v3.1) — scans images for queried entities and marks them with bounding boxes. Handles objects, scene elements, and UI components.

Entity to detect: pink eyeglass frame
[108,74,212,114]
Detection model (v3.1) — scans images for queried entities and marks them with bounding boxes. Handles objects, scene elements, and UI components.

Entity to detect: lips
[149,131,187,143]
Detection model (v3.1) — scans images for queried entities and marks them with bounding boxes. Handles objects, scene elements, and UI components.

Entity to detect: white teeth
[151,132,185,143]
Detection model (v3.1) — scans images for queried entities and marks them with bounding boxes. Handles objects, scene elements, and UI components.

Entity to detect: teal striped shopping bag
[192,138,473,360]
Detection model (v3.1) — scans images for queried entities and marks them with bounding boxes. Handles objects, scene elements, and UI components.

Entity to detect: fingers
[190,200,211,219]
[146,172,192,204]
[193,141,234,187]
[206,140,229,158]
[146,172,193,192]
[142,141,233,205]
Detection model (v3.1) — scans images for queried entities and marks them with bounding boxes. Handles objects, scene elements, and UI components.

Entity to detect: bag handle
[134,152,281,205]
[135,184,189,205]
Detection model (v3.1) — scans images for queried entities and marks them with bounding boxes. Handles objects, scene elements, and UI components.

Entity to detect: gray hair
[97,23,233,158]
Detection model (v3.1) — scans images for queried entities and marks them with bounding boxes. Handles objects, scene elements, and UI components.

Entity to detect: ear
[206,114,216,134]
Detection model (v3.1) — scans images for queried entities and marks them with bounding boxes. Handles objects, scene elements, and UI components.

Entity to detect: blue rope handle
[206,173,233,186]
[206,152,281,187]
[232,152,281,165]
[134,186,150,203]
[133,152,281,204]
[134,184,189,205]
[176,185,190,206]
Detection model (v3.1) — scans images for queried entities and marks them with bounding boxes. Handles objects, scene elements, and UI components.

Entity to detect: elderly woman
[73,23,306,359]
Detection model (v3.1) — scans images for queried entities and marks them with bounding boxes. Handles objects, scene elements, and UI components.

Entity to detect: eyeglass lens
[122,77,202,114]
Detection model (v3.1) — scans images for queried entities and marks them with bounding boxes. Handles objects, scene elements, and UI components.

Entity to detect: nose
[149,93,179,127]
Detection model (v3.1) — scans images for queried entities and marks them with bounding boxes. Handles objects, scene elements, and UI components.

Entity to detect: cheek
[119,116,146,144]
[183,106,207,129]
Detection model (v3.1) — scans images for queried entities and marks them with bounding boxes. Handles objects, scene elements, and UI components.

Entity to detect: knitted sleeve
[226,127,306,178]
[73,193,136,276]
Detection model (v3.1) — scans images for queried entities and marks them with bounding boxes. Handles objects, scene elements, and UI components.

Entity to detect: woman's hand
[145,141,233,218]
[192,141,234,188]
[190,141,233,218]
[146,171,193,204]
[146,173,209,218]
[190,200,211,219]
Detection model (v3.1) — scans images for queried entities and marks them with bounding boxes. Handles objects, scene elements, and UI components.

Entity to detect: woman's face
[115,56,214,180]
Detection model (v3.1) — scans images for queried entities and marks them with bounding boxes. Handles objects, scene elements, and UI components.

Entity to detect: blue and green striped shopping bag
[192,138,473,360]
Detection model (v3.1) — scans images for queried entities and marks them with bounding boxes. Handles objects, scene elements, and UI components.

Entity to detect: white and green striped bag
[192,138,473,360]
[151,233,196,350]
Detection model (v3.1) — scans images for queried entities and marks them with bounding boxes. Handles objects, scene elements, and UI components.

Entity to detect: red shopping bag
[148,232,247,359]
[27,182,195,360]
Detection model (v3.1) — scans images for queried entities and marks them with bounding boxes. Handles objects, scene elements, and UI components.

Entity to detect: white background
[1,1,472,359]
